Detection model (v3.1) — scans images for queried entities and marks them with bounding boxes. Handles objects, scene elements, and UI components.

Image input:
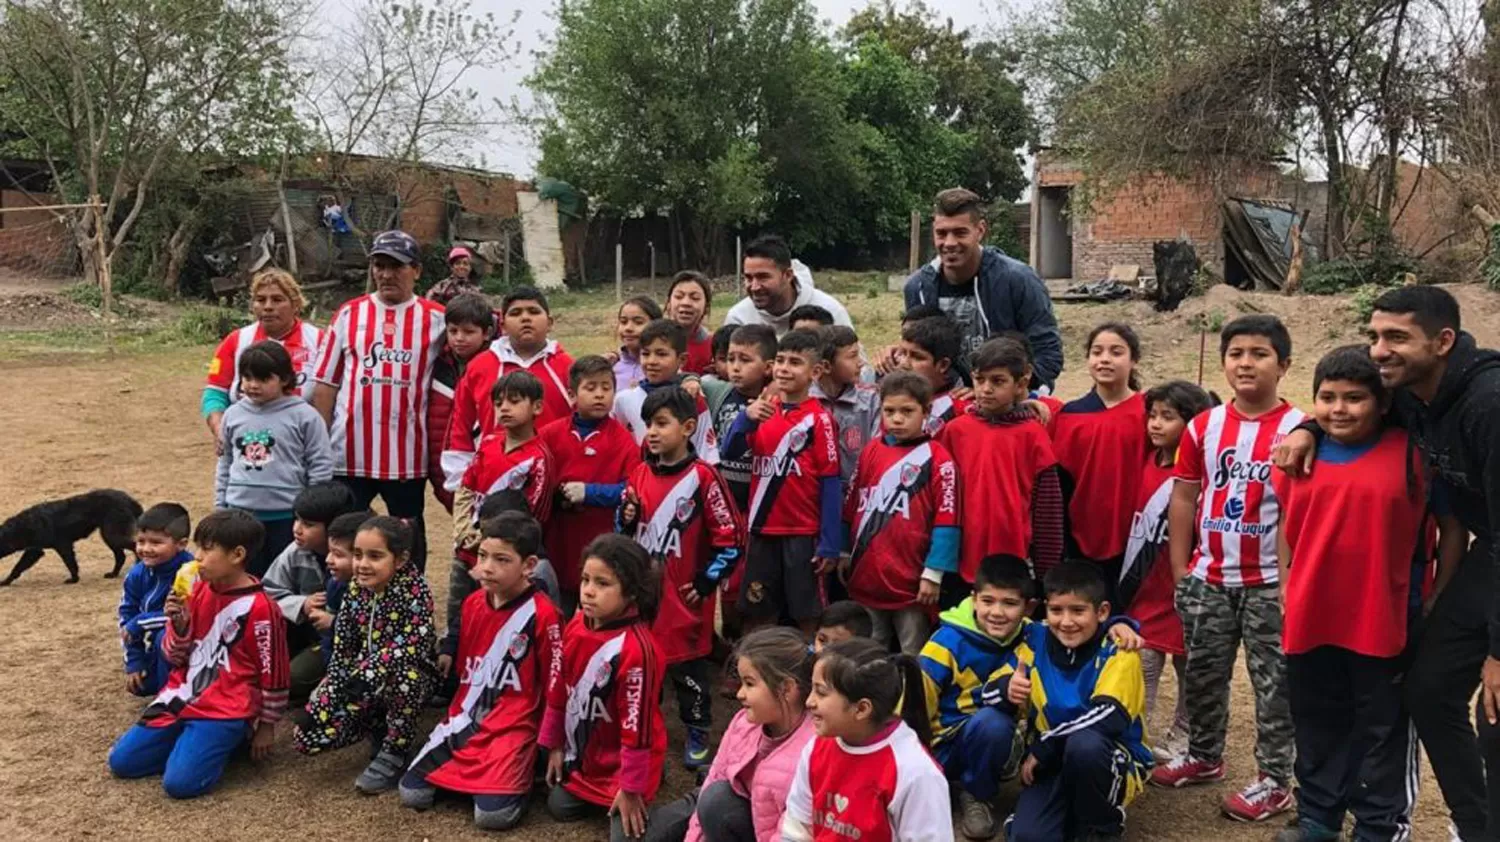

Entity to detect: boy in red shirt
[1272,346,1455,841]
[899,314,971,435]
[108,510,289,799]
[844,371,960,654]
[443,286,575,490]
[619,387,743,768]
[612,319,719,463]
[428,293,495,512]
[724,328,842,638]
[937,336,1062,603]
[1152,315,1305,822]
[539,355,641,611]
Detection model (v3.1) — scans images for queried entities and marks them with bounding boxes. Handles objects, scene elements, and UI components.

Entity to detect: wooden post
[649,240,656,282]
[615,242,623,303]
[735,235,743,288]
[91,195,112,319]
[502,233,511,285]
[908,209,921,273]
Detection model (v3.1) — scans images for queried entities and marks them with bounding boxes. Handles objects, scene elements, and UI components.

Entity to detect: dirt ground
[1,280,1496,841]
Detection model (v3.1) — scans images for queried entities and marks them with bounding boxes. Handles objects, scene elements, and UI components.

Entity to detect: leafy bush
[1349,284,1383,325]
[173,305,250,345]
[1484,224,1500,292]
[1301,253,1415,294]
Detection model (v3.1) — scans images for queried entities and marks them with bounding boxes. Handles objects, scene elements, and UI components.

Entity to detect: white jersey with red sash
[206,320,323,401]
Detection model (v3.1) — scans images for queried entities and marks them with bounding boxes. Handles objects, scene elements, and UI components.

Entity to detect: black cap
[369,230,421,266]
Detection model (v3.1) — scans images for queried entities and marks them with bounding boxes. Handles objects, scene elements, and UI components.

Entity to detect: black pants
[336,476,428,574]
[1007,728,1133,841]
[249,518,295,579]
[1288,646,1415,840]
[668,657,713,729]
[1406,544,1500,842]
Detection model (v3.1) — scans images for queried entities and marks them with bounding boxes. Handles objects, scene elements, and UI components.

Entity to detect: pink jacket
[686,710,816,842]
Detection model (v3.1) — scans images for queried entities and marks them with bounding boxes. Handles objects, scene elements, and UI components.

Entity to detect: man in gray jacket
[903,188,1064,390]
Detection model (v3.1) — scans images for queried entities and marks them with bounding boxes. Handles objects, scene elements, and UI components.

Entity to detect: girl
[293,516,438,794]
[215,340,334,578]
[667,271,714,375]
[541,533,666,842]
[1117,380,1214,762]
[615,296,664,391]
[642,627,819,842]
[782,638,952,842]
[1049,322,1149,594]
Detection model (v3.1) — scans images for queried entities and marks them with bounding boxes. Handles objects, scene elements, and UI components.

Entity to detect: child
[1272,346,1445,842]
[843,371,960,654]
[899,314,971,435]
[1118,381,1214,763]
[813,600,873,652]
[262,482,359,700]
[1001,562,1151,842]
[724,328,842,637]
[715,324,777,512]
[1050,323,1148,594]
[118,503,193,697]
[318,509,370,663]
[643,627,819,842]
[812,325,881,484]
[613,319,720,463]
[619,387,745,768]
[445,286,575,490]
[216,340,335,577]
[541,534,667,842]
[1151,315,1304,822]
[668,271,716,375]
[708,323,737,383]
[615,295,663,391]
[781,638,952,841]
[540,355,641,610]
[428,292,496,512]
[108,510,288,799]
[936,336,1063,590]
[294,516,438,793]
[787,304,835,332]
[401,511,565,831]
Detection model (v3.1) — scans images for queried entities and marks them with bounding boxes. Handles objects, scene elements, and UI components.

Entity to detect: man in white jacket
[723,235,852,336]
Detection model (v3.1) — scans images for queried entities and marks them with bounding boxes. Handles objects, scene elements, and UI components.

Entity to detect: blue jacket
[903,247,1064,389]
[919,598,1031,745]
[118,551,191,674]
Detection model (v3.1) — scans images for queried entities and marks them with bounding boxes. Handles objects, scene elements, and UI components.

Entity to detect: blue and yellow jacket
[919,598,1032,745]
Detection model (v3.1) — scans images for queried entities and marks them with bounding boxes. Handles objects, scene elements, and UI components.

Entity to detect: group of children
[107,270,1448,842]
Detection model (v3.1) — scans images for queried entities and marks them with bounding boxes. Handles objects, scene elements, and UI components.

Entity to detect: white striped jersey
[206,320,323,401]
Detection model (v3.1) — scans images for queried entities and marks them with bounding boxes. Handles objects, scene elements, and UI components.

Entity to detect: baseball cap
[369,230,421,266]
[447,245,474,263]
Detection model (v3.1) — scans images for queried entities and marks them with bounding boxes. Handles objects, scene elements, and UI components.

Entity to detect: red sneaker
[1148,755,1225,788]
[1222,774,1294,822]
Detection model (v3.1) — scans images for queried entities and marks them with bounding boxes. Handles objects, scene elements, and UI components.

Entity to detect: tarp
[1222,197,1318,290]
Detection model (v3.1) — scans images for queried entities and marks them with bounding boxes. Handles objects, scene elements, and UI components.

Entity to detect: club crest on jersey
[899,462,920,486]
[1212,447,1272,490]
[508,632,530,660]
[787,426,808,452]
[593,661,613,688]
[675,497,696,522]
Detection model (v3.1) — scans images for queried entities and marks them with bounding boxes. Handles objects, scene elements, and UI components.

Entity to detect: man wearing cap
[311,230,447,572]
[427,246,480,306]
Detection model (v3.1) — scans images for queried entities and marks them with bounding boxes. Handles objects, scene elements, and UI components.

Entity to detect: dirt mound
[0,291,99,330]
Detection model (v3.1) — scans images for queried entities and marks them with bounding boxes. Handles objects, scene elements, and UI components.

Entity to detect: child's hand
[545,749,566,787]
[562,482,586,506]
[250,722,275,761]
[682,379,703,399]
[917,578,940,606]
[747,390,777,423]
[678,581,703,607]
[164,593,188,634]
[125,671,146,694]
[836,556,852,584]
[874,344,903,375]
[1106,622,1142,652]
[603,351,620,365]
[950,386,975,403]
[305,591,327,613]
[120,626,133,644]
[307,607,335,632]
[1021,399,1052,426]
[811,556,836,576]
[1020,753,1039,786]
[611,790,648,839]
[619,492,640,530]
[438,653,454,678]
[1007,663,1032,706]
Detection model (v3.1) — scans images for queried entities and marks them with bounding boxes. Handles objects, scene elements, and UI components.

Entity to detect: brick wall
[0,190,76,276]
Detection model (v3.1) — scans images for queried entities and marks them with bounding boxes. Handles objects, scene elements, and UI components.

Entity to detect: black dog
[0,489,143,586]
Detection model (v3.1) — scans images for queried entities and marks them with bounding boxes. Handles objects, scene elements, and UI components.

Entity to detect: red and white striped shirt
[1174,400,1306,587]
[312,294,446,480]
[206,320,323,401]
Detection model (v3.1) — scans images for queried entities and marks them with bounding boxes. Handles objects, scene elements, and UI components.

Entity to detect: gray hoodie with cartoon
[216,395,334,514]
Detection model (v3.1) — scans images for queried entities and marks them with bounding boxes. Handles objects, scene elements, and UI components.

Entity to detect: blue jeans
[934,706,1017,802]
[108,718,249,799]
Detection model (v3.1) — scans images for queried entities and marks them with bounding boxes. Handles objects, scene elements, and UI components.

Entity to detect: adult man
[723,234,852,335]
[902,188,1063,390]
[1276,286,1500,841]
[311,230,446,573]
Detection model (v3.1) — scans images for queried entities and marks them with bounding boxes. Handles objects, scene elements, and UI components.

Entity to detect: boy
[813,599,874,651]
[262,482,359,699]
[1271,346,1445,842]
[612,319,719,463]
[812,325,881,484]
[620,387,744,768]
[107,509,289,799]
[715,324,776,512]
[900,314,971,435]
[1002,562,1151,842]
[320,510,370,663]
[1151,315,1303,822]
[936,336,1063,594]
[788,304,835,331]
[119,503,193,697]
[724,328,842,637]
[429,293,495,511]
[402,511,565,831]
[920,555,1037,839]
[708,323,737,382]
[444,287,575,491]
[539,355,641,610]
[844,371,960,654]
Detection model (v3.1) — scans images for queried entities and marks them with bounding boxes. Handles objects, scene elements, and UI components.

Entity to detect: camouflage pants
[1175,575,1294,783]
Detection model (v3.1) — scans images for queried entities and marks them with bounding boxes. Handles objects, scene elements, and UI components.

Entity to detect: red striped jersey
[142,580,289,727]
[922,389,972,437]
[612,384,720,465]
[311,294,445,480]
[442,339,576,489]
[1051,391,1148,560]
[1120,457,1183,654]
[625,457,744,664]
[543,614,667,806]
[937,413,1058,581]
[539,416,642,594]
[845,437,960,610]
[746,399,840,535]
[784,721,953,842]
[1174,401,1306,586]
[206,320,323,402]
[408,588,564,795]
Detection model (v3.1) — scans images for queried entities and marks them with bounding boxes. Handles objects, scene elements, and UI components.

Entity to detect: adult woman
[202,268,322,446]
[426,246,480,306]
